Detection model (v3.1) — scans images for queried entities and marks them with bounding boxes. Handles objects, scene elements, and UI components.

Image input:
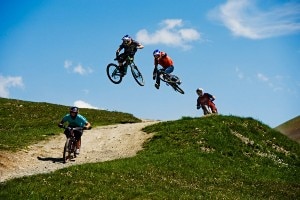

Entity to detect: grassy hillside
[0,99,299,199]
[0,97,141,151]
[275,115,300,143]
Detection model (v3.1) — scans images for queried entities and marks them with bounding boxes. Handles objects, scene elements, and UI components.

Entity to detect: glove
[83,126,92,130]
[58,123,63,128]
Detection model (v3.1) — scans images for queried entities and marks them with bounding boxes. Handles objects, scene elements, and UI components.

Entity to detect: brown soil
[0,120,159,182]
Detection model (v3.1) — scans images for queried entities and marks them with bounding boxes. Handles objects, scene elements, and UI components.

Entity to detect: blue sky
[1,0,299,128]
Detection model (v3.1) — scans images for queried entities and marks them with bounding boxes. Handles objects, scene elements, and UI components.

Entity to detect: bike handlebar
[59,126,92,131]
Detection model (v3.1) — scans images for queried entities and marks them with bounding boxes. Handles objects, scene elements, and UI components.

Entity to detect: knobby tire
[106,63,122,84]
[130,64,145,86]
[172,84,185,94]
[159,73,184,94]
[63,138,71,163]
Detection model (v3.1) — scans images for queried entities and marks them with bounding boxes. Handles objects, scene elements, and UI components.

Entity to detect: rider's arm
[136,43,144,49]
[153,66,157,79]
[153,58,159,72]
[116,45,123,57]
[132,40,144,49]
[84,122,91,130]
[207,93,215,101]
[211,96,216,101]
[58,120,65,127]
[196,98,201,109]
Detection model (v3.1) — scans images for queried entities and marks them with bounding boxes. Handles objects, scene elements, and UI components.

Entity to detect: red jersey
[154,52,173,68]
[197,93,214,106]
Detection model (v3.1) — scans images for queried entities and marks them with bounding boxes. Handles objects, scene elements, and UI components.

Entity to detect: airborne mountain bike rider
[58,107,91,155]
[115,35,144,76]
[152,49,180,89]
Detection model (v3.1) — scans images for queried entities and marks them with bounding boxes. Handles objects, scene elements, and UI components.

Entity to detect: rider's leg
[74,131,83,154]
[165,66,178,82]
[202,105,212,115]
[209,102,218,114]
[164,66,174,74]
[117,54,126,76]
[76,139,81,154]
[64,129,70,138]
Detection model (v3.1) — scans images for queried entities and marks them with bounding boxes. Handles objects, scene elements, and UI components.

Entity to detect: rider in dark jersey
[115,35,144,76]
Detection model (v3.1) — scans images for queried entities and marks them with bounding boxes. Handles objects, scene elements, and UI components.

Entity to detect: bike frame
[106,56,145,86]
[157,69,184,94]
[61,126,83,163]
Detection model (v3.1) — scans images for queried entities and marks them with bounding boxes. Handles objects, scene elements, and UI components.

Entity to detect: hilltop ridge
[275,115,300,143]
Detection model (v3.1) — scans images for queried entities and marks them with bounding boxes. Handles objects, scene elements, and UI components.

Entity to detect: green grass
[0,97,141,151]
[0,98,300,199]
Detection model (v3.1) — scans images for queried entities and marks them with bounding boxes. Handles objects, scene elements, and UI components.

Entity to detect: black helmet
[70,106,79,113]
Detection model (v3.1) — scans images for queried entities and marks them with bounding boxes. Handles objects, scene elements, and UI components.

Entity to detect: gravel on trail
[0,120,159,182]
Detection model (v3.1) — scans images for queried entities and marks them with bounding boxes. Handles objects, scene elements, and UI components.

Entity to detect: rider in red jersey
[196,88,218,115]
[152,49,179,89]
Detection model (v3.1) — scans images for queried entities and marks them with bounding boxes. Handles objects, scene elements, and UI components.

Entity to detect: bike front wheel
[171,84,185,94]
[63,138,71,163]
[130,64,145,86]
[106,63,122,84]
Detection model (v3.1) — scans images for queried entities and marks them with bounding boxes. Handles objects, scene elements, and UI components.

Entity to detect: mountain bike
[106,56,145,86]
[60,126,83,163]
[157,70,184,94]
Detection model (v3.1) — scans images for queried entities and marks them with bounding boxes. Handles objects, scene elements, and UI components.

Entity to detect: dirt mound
[0,120,159,182]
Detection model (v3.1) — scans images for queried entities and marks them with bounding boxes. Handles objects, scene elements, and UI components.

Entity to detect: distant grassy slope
[0,97,141,151]
[275,115,300,143]
[1,115,299,199]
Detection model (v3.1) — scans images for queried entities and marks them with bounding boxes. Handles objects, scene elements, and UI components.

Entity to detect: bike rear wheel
[130,64,145,86]
[106,63,122,84]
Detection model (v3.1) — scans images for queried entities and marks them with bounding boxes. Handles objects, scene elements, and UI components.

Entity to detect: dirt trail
[0,120,159,182]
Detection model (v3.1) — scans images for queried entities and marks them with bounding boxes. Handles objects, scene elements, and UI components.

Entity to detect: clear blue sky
[1,0,299,128]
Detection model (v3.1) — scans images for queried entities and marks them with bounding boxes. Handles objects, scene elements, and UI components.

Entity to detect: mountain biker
[115,34,144,76]
[196,88,218,115]
[58,106,91,155]
[152,49,179,89]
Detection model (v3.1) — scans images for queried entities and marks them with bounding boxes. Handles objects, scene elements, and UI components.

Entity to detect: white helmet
[196,88,204,93]
[122,35,131,45]
[153,49,161,57]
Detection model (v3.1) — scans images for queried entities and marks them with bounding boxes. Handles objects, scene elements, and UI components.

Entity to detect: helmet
[70,106,79,113]
[122,35,131,45]
[70,106,79,119]
[196,88,204,93]
[153,49,160,57]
